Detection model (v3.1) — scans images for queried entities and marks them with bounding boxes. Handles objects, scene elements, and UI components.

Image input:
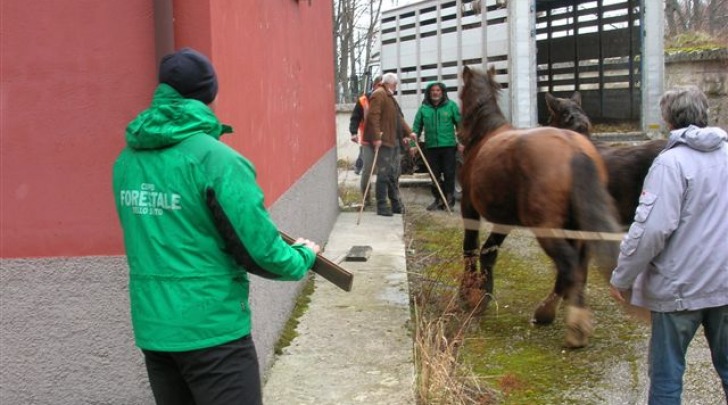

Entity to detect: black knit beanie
[158,48,218,104]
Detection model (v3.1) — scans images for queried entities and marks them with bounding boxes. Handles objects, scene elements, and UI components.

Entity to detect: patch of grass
[665,31,726,53]
[405,208,649,404]
[337,158,353,169]
[338,184,363,212]
[273,276,316,355]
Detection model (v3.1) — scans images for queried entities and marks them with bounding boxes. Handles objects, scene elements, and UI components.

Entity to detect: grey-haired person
[363,72,413,216]
[348,76,383,206]
[610,86,728,405]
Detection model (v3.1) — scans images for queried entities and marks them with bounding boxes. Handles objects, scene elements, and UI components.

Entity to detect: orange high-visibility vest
[356,94,370,145]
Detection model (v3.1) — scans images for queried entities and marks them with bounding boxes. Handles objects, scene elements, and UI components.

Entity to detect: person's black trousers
[142,334,262,405]
[424,146,457,200]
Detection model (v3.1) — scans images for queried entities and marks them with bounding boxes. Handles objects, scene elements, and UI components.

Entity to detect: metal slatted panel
[535,0,641,124]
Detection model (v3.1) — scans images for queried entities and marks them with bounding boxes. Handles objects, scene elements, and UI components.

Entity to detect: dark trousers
[142,335,262,405]
[424,146,457,200]
[375,145,402,209]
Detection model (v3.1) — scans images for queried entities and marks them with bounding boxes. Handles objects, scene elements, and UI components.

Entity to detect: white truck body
[376,0,663,133]
[378,0,532,128]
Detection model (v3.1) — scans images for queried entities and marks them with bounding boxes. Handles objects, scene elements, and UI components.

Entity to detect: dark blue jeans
[142,334,262,405]
[648,305,728,405]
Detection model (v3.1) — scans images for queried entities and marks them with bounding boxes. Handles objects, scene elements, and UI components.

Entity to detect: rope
[460,218,625,242]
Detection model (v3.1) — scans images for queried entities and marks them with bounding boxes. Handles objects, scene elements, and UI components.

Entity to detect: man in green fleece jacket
[113,48,320,405]
[410,81,462,211]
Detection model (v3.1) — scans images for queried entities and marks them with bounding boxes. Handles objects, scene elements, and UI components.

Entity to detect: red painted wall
[0,1,335,258]
[0,1,156,257]
[175,0,336,204]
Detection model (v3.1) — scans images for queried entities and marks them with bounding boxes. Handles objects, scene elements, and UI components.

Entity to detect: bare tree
[333,0,386,103]
[665,0,728,41]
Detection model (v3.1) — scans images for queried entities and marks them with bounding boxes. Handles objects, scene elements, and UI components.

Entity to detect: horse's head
[545,92,592,136]
[461,65,501,115]
[460,66,508,151]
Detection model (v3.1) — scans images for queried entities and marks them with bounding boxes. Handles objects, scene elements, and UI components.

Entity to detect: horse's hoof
[531,312,555,325]
[531,292,561,324]
[458,286,489,315]
[532,304,557,324]
[564,323,590,348]
[564,333,589,349]
[458,271,489,314]
[564,306,594,348]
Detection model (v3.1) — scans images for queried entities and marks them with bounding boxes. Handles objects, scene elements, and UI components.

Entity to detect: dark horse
[544,92,667,225]
[458,66,620,348]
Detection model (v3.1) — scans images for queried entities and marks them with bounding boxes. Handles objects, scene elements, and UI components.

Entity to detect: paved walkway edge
[263,212,415,405]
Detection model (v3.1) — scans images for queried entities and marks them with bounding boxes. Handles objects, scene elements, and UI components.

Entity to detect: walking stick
[413,140,452,214]
[356,146,379,225]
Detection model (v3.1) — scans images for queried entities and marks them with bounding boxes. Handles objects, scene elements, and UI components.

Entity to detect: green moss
[273,276,316,355]
[407,211,649,404]
[664,32,726,53]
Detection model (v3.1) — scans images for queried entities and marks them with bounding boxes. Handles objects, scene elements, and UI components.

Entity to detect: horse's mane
[460,66,510,153]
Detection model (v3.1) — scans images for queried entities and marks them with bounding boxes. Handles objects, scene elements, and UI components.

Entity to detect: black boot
[377,205,393,216]
[392,203,404,214]
[444,194,456,210]
[426,199,441,211]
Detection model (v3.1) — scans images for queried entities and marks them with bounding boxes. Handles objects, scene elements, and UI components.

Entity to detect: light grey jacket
[610,125,728,312]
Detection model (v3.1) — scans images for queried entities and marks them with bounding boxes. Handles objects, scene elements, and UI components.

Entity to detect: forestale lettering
[120,187,181,216]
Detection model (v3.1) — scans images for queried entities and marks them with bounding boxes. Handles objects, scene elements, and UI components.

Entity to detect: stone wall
[665,48,728,129]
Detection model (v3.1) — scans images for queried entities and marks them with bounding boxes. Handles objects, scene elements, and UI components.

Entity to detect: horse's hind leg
[564,241,593,348]
[534,238,593,348]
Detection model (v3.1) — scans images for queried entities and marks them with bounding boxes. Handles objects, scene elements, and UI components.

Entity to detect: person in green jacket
[112,48,320,405]
[410,81,462,210]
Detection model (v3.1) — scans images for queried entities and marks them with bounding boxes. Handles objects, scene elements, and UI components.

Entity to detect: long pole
[413,141,452,214]
[357,146,379,225]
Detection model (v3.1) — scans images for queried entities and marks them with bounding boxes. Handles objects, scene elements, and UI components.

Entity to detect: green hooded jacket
[113,84,315,352]
[412,82,462,148]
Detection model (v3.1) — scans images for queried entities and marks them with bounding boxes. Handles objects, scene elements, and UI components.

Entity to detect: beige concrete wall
[665,48,728,129]
[335,104,360,166]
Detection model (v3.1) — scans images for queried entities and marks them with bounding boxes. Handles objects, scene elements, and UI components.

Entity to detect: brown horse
[544,92,667,225]
[458,66,620,348]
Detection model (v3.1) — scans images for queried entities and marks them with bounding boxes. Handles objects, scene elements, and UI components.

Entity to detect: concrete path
[262,211,415,405]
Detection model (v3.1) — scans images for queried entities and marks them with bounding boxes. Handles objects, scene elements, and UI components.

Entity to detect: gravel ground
[398,180,726,405]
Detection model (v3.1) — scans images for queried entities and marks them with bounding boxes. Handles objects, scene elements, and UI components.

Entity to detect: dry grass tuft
[404,205,498,404]
[412,275,498,404]
[413,301,497,404]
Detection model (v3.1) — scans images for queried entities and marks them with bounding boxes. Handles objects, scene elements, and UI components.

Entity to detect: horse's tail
[570,152,621,280]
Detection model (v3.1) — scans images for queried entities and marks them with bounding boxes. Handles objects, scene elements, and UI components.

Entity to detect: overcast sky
[383,0,419,12]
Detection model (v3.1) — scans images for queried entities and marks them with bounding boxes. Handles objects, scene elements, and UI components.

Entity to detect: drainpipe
[153,0,175,65]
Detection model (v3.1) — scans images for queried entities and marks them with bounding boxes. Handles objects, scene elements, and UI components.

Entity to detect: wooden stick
[280,232,354,292]
[413,140,452,214]
[357,146,379,225]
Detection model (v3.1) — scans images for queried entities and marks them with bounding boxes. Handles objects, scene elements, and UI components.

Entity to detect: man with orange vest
[348,76,382,206]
